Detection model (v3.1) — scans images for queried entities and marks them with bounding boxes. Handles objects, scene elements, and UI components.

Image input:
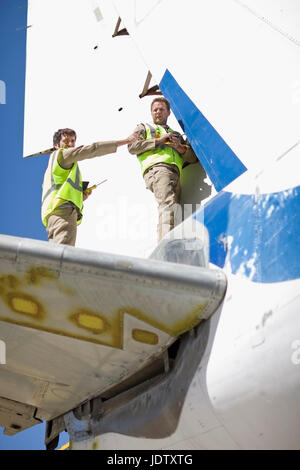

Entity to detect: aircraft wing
[0,234,226,436]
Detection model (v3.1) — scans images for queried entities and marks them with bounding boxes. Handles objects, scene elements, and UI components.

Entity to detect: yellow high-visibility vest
[41,149,83,226]
[137,124,183,176]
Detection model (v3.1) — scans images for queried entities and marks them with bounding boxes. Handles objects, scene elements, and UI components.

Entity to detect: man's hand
[83,190,91,201]
[156,133,187,155]
[168,134,187,154]
[155,133,172,145]
[127,131,139,144]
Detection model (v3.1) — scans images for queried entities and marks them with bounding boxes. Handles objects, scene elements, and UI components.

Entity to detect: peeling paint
[92,440,99,450]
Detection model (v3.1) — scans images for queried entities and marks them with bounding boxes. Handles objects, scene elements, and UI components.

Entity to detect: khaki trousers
[144,163,181,241]
[46,206,78,246]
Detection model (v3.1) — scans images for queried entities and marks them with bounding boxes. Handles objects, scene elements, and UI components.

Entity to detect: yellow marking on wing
[69,308,123,348]
[71,310,106,334]
[11,297,39,316]
[0,274,20,292]
[132,328,159,345]
[92,440,98,450]
[6,292,45,319]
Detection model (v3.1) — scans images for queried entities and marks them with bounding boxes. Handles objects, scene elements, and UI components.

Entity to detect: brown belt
[144,163,179,176]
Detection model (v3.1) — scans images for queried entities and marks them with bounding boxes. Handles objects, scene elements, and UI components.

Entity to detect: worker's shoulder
[133,123,147,137]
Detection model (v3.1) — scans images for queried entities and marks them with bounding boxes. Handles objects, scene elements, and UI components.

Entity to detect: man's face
[151,101,170,125]
[55,133,76,149]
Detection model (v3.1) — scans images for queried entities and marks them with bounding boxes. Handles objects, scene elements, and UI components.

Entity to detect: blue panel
[194,186,300,283]
[159,69,247,192]
[0,0,48,240]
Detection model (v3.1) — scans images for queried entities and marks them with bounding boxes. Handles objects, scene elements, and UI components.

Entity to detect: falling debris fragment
[94,45,99,50]
[118,107,123,112]
[24,147,55,158]
[93,7,103,22]
[112,17,129,37]
[139,71,162,98]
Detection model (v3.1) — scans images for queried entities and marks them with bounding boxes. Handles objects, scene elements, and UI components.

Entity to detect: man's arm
[127,124,154,155]
[128,124,178,155]
[58,133,137,169]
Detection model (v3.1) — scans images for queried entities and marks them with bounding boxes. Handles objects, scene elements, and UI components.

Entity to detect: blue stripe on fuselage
[194,186,300,283]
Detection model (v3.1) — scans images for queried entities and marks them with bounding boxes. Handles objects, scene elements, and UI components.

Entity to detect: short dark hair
[53,128,76,146]
[151,97,170,111]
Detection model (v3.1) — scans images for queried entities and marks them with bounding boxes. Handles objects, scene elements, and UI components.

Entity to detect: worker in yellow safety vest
[128,97,200,241]
[42,128,137,246]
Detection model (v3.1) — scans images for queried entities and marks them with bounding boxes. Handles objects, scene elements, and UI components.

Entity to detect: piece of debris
[93,7,103,22]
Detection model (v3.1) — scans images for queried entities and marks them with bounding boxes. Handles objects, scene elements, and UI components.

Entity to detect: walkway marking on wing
[0,268,207,348]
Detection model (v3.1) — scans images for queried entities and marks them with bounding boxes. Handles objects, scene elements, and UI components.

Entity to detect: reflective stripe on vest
[41,149,83,226]
[137,124,183,176]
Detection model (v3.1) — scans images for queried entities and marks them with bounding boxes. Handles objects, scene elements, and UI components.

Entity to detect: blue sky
[0,423,69,450]
[0,0,67,450]
[0,423,46,451]
[0,0,48,241]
